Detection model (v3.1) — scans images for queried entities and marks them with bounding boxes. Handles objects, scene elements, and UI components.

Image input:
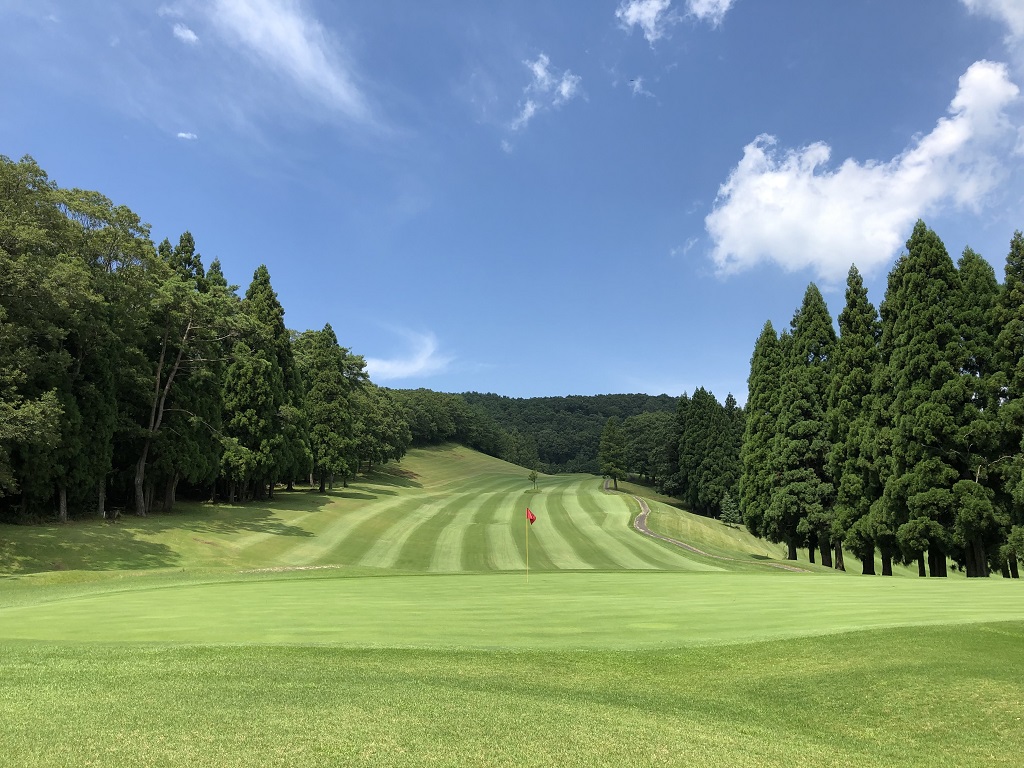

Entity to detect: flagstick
[526,511,529,584]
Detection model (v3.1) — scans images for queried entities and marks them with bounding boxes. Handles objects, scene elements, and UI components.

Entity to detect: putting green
[3,570,1022,649]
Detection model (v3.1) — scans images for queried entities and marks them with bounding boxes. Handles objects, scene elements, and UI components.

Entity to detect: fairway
[0,446,779,576]
[2,446,1023,767]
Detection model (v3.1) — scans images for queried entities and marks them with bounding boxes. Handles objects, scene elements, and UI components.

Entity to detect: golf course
[0,445,1021,766]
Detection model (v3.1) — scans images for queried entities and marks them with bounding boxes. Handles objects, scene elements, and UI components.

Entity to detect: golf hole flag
[528,512,536,581]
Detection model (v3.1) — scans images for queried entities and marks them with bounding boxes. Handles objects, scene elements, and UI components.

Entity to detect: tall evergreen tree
[881,221,962,577]
[828,265,882,574]
[949,247,1005,576]
[241,266,309,496]
[294,324,352,493]
[739,322,782,539]
[764,286,835,562]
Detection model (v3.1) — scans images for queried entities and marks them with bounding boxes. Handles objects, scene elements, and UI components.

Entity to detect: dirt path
[605,480,808,573]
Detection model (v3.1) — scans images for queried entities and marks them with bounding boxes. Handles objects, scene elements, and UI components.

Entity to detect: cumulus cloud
[207,0,370,122]
[686,0,735,27]
[176,131,199,139]
[616,0,678,44]
[172,22,198,44]
[510,53,581,131]
[705,60,1021,281]
[365,330,452,381]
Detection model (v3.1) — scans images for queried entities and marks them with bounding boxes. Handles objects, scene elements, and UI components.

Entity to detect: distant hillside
[461,392,679,474]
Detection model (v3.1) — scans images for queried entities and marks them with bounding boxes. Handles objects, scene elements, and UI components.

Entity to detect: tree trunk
[787,539,798,561]
[833,544,845,571]
[965,543,978,578]
[58,485,68,524]
[1010,555,1019,579]
[973,538,988,577]
[819,538,833,569]
[918,552,927,577]
[163,473,178,512]
[1001,561,1011,578]
[98,481,106,519]
[881,554,892,576]
[227,480,236,505]
[319,473,326,494]
[807,545,815,564]
[928,549,947,577]
[144,481,155,517]
[134,440,151,516]
[861,554,875,575]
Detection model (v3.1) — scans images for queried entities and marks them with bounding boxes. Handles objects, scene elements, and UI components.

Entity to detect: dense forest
[0,155,414,521]
[741,221,1024,578]
[461,392,679,474]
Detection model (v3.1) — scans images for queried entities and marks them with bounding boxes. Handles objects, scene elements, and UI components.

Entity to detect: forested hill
[461,392,678,474]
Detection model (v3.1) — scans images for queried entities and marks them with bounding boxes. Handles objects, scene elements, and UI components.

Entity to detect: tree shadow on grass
[0,496,337,576]
[364,465,423,489]
[328,491,381,501]
[118,502,322,540]
[0,522,180,575]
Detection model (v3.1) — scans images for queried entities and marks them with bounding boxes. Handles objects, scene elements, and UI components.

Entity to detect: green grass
[2,623,1022,767]
[1,446,1022,766]
[1,446,774,576]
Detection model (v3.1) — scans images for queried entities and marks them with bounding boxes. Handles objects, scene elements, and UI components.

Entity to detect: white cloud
[686,0,735,27]
[616,0,732,42]
[961,0,1024,40]
[172,22,198,44]
[705,60,1022,281]
[207,0,370,122]
[365,330,452,381]
[510,54,581,131]
[629,76,654,97]
[616,0,678,44]
[176,131,198,139]
[961,0,1024,72]
[511,99,539,131]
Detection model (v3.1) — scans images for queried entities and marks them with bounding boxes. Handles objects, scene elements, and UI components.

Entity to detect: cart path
[604,480,808,573]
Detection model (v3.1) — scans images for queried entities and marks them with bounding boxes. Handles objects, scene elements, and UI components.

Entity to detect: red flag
[526,508,536,525]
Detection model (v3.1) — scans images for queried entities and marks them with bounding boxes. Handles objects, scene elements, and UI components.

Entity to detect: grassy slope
[2,446,1023,766]
[0,446,783,576]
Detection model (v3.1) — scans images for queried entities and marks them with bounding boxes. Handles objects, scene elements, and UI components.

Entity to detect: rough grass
[1,623,1022,767]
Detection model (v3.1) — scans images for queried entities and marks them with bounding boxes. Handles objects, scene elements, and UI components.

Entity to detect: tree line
[597,389,744,517]
[462,392,679,474]
[740,220,1024,578]
[0,155,412,521]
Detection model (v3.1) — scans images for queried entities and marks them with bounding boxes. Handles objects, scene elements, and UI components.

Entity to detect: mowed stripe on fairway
[567,486,714,571]
[0,446,767,577]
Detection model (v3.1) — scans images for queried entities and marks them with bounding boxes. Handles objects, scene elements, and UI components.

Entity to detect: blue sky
[3,1,1024,402]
